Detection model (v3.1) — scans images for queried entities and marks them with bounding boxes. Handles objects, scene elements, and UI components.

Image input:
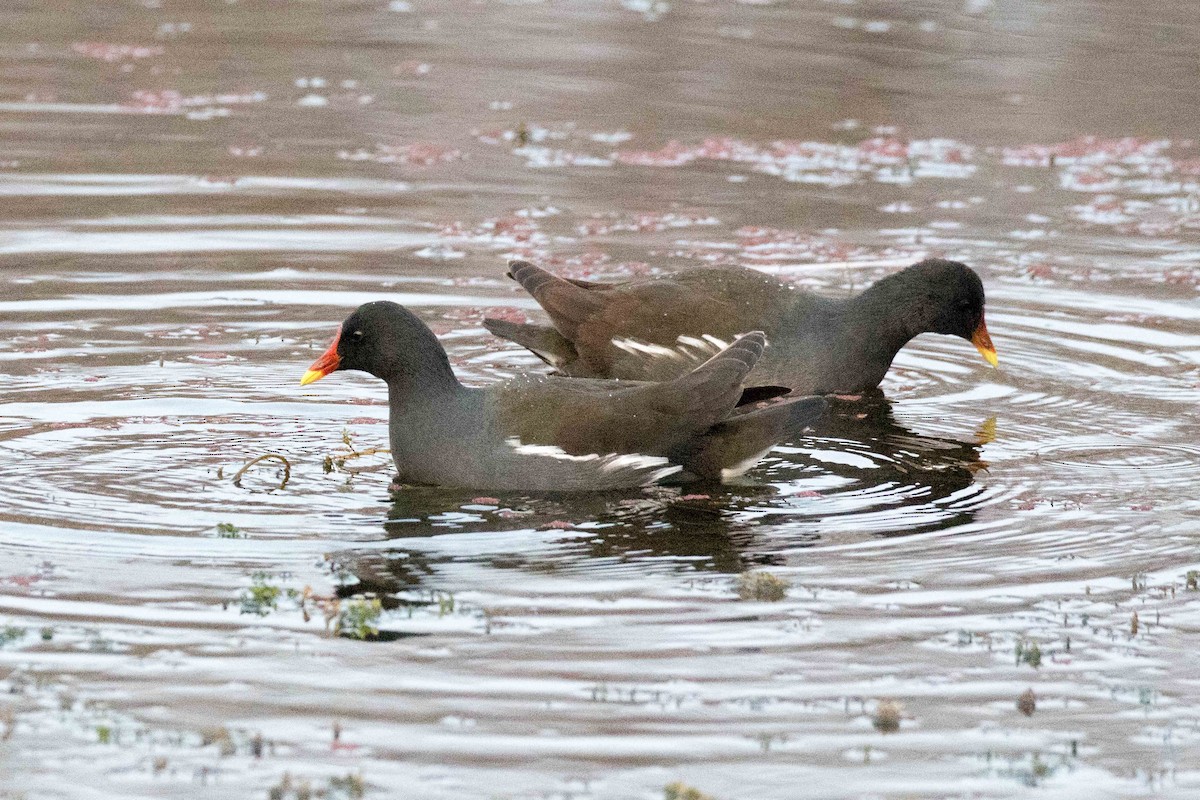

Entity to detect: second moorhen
[484,258,998,393]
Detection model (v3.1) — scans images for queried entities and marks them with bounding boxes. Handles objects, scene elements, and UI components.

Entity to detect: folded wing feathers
[506,259,558,296]
[482,318,575,369]
[692,330,767,380]
[506,260,758,379]
[607,332,742,368]
[504,437,683,485]
[643,330,768,425]
[611,337,690,361]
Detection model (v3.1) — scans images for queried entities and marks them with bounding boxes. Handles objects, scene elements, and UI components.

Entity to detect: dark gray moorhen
[484,259,998,393]
[301,301,826,491]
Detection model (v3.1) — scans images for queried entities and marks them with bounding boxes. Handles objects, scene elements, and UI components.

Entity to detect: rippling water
[2,1,1199,798]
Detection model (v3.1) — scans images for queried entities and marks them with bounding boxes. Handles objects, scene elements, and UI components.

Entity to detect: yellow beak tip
[300,370,324,386]
[981,350,999,368]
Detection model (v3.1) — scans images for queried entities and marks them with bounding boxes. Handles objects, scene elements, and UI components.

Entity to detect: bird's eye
[958,300,972,309]
[350,329,364,340]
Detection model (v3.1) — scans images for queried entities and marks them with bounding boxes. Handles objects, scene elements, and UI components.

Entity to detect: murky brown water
[2,1,1199,798]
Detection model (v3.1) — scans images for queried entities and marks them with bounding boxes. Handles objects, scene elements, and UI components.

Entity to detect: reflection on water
[790,392,991,531]
[2,0,1200,798]
[344,394,989,599]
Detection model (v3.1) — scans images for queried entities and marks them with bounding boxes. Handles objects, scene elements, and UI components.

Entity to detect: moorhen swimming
[301,301,826,491]
[484,258,998,394]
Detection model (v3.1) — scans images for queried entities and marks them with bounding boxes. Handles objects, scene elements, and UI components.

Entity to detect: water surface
[2,1,1199,798]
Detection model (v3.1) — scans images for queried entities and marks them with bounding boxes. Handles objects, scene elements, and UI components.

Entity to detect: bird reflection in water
[328,391,992,602]
[788,391,991,495]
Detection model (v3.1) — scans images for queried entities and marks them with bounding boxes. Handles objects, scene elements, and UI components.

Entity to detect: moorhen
[301,301,826,491]
[484,258,998,393]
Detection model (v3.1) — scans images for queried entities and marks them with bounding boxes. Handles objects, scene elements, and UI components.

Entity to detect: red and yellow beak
[300,332,341,386]
[971,315,998,367]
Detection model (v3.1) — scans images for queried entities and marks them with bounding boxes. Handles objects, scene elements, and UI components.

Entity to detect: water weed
[735,571,789,601]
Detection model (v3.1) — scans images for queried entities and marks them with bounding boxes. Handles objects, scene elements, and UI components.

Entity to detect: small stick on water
[339,447,390,473]
[233,453,291,489]
[341,447,389,461]
[325,432,391,474]
[325,447,391,474]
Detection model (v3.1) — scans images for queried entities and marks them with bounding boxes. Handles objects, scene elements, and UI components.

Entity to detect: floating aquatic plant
[872,698,903,733]
[202,726,237,757]
[1017,688,1036,716]
[664,782,716,800]
[215,522,242,538]
[323,429,389,475]
[1015,640,1042,668]
[735,570,790,601]
[268,772,366,800]
[239,573,282,616]
[232,453,291,490]
[337,597,382,640]
[433,590,455,617]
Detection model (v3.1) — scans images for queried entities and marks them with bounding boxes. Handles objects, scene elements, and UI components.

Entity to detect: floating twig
[233,453,291,489]
[323,447,391,474]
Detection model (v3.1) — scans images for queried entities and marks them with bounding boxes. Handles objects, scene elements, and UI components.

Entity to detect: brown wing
[505,260,790,380]
[481,318,576,369]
